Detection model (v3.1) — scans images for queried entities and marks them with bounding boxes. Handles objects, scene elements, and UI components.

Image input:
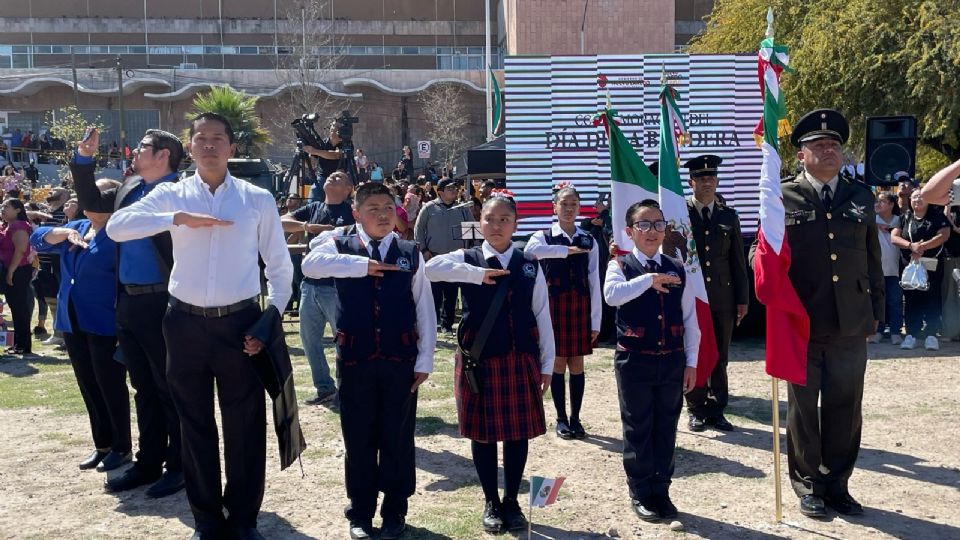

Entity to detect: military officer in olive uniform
[751,109,884,519]
[683,155,749,433]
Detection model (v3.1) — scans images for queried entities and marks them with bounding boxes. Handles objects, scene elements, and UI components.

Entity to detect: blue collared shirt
[73,154,177,285]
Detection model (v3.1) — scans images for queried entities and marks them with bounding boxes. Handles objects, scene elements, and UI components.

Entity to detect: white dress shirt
[424,241,556,374]
[106,172,293,312]
[804,171,839,201]
[524,224,602,332]
[301,224,437,373]
[602,249,700,367]
[690,197,716,220]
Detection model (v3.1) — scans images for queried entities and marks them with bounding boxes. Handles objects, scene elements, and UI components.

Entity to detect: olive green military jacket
[688,198,749,313]
[755,173,885,339]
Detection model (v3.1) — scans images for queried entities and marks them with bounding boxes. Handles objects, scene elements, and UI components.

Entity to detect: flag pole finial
[766,7,775,39]
[660,66,667,86]
[605,90,612,109]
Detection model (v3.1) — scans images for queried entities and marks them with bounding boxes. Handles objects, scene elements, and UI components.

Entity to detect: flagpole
[527,499,533,540]
[484,0,493,140]
[764,6,784,524]
[772,377,783,522]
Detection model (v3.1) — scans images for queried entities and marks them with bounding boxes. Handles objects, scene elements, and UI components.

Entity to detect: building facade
[0,0,711,171]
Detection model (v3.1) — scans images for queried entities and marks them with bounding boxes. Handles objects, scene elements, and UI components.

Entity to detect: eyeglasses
[631,220,668,232]
[135,142,154,152]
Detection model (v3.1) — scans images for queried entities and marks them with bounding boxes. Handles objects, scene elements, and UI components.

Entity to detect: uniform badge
[336,216,344,225]
[522,262,537,278]
[397,257,411,272]
[847,202,866,219]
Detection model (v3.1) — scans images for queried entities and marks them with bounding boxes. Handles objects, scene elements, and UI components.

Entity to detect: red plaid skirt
[455,349,546,442]
[549,289,593,357]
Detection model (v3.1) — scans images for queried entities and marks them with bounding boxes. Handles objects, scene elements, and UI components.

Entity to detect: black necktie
[822,185,833,210]
[369,239,382,262]
[486,256,503,270]
[646,260,659,273]
[701,206,711,227]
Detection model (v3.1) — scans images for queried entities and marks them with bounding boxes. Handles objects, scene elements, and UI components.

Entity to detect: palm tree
[185,85,271,157]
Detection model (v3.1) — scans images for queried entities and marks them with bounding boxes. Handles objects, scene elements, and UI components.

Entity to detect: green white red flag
[657,82,718,386]
[529,476,565,507]
[595,106,658,252]
[752,35,809,385]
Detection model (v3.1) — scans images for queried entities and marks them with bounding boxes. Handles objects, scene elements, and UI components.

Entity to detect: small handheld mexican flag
[529,476,564,508]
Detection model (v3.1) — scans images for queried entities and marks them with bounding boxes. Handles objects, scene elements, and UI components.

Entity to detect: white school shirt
[602,249,700,367]
[424,241,556,374]
[105,172,293,312]
[523,223,602,332]
[301,225,437,373]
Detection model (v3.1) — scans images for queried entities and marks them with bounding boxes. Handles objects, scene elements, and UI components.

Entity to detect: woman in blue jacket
[30,179,132,472]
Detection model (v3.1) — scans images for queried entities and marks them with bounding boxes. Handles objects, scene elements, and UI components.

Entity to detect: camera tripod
[280,140,318,201]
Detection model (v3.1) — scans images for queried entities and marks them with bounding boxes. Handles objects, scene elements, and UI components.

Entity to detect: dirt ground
[0,331,958,540]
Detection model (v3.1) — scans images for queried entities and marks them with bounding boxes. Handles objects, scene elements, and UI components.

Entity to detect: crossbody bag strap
[468,276,510,360]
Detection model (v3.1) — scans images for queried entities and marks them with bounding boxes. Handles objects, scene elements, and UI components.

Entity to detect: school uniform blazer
[30,220,118,336]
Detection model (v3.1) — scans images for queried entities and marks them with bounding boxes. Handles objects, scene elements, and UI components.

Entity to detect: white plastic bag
[901,260,929,291]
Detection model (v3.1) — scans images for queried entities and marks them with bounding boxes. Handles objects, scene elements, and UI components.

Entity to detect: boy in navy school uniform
[301,182,436,540]
[603,199,700,523]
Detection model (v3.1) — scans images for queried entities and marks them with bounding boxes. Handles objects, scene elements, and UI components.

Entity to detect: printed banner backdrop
[505,54,763,235]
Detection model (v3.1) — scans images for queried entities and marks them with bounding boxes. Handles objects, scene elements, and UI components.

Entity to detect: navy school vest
[615,253,687,355]
[539,230,593,295]
[458,247,541,359]
[333,234,419,363]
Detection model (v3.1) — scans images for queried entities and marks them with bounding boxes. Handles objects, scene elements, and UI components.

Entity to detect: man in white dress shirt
[107,112,292,540]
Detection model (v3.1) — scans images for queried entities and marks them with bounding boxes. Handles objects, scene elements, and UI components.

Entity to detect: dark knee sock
[471,441,500,503]
[551,373,567,422]
[569,373,585,423]
[502,440,528,501]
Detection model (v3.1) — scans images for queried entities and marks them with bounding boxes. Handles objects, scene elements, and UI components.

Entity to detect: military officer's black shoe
[709,415,734,431]
[380,516,406,540]
[825,493,863,515]
[631,498,660,522]
[555,419,574,440]
[481,500,504,533]
[656,495,678,519]
[501,497,528,531]
[145,469,185,498]
[348,519,373,539]
[688,415,707,432]
[96,450,132,472]
[799,495,827,517]
[569,419,587,439]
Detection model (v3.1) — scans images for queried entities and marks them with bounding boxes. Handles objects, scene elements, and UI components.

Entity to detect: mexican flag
[657,83,718,386]
[752,35,809,385]
[595,107,658,252]
[529,476,565,508]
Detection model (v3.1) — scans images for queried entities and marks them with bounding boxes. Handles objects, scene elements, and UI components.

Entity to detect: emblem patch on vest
[397,256,411,272]
[522,262,537,278]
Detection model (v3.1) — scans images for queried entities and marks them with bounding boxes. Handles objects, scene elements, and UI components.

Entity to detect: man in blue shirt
[73,128,186,497]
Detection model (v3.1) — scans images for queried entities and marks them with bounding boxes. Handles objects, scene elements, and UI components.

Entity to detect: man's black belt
[169,297,257,318]
[123,283,167,296]
[303,276,334,287]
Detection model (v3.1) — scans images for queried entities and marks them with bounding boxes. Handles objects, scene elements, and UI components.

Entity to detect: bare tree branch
[419,83,471,169]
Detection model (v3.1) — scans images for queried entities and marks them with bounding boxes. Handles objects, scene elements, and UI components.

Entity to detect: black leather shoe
[232,527,265,540]
[105,465,160,492]
[569,419,587,439]
[481,500,503,533]
[188,531,224,540]
[799,494,827,517]
[380,516,406,540]
[631,498,660,522]
[348,520,373,539]
[501,497,528,531]
[145,469,185,498]
[709,415,734,431]
[656,495,678,519]
[96,450,132,472]
[304,389,336,406]
[825,492,864,515]
[555,420,574,440]
[688,415,707,432]
[79,449,109,470]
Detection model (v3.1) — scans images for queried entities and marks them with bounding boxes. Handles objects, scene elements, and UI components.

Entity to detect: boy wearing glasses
[602,199,700,523]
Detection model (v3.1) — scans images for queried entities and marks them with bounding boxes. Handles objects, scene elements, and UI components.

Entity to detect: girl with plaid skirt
[524,185,601,440]
[425,194,555,534]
